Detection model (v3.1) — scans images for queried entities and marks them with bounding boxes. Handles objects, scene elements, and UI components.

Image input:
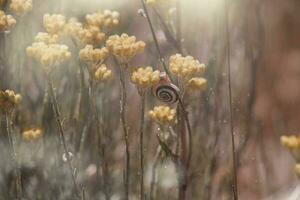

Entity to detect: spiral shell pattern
[152,72,179,104]
[155,84,179,104]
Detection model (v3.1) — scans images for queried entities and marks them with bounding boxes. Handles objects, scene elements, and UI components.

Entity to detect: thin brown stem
[6,112,22,200]
[47,75,81,199]
[139,91,146,200]
[119,65,130,200]
[140,0,173,79]
[224,0,238,199]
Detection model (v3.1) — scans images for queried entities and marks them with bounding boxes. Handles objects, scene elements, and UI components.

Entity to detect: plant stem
[140,0,173,79]
[47,75,81,199]
[139,91,146,200]
[150,146,162,200]
[119,65,130,200]
[224,0,238,199]
[6,112,22,200]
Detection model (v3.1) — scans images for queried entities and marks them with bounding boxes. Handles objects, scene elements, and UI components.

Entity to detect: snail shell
[152,72,180,104]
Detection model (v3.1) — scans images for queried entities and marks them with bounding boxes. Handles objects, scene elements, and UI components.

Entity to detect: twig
[6,112,22,200]
[140,0,173,79]
[119,64,130,200]
[150,146,162,200]
[139,91,146,200]
[47,75,81,199]
[224,0,238,199]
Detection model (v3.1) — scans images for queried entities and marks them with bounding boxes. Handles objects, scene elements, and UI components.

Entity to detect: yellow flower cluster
[34,32,59,44]
[295,164,300,177]
[0,89,22,112]
[281,135,300,150]
[94,64,112,82]
[85,10,120,29]
[23,128,43,141]
[78,26,105,46]
[186,77,207,91]
[131,66,160,88]
[79,45,109,65]
[9,0,32,15]
[169,54,206,79]
[64,18,83,39]
[106,34,145,64]
[148,106,176,125]
[27,42,71,69]
[43,14,66,34]
[0,10,16,32]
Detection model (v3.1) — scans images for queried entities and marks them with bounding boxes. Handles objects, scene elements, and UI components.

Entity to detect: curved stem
[119,65,130,200]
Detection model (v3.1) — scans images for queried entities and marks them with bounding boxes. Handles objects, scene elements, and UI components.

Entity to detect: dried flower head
[79,45,109,65]
[102,9,120,28]
[169,54,206,79]
[0,10,16,32]
[295,164,300,177]
[27,42,71,71]
[23,128,43,141]
[186,77,207,91]
[281,135,300,150]
[0,89,22,112]
[9,0,32,15]
[64,18,83,39]
[94,64,112,82]
[148,105,176,125]
[43,14,66,34]
[34,32,59,44]
[85,10,120,29]
[78,26,105,45]
[106,33,145,64]
[131,66,160,88]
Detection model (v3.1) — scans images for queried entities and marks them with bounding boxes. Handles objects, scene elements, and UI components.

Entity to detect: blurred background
[1,0,300,199]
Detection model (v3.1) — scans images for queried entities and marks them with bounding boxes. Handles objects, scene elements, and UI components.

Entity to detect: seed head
[43,14,66,34]
[94,64,112,82]
[0,89,22,112]
[9,0,32,15]
[131,66,160,88]
[106,33,145,64]
[23,128,43,141]
[0,10,16,32]
[186,77,207,91]
[169,54,206,80]
[148,106,176,125]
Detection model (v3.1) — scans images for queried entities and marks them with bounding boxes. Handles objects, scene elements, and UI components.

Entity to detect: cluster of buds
[23,128,43,141]
[43,14,66,34]
[0,10,16,32]
[27,42,71,71]
[281,135,300,177]
[64,18,83,39]
[94,64,112,82]
[78,26,105,46]
[85,10,120,29]
[169,54,206,79]
[9,0,32,15]
[131,66,160,89]
[106,33,145,64]
[79,45,109,65]
[169,54,207,91]
[186,77,207,91]
[34,32,59,44]
[281,135,300,150]
[79,45,112,81]
[0,89,22,112]
[148,106,176,125]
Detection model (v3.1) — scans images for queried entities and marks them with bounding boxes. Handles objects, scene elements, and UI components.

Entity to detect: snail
[152,72,180,104]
